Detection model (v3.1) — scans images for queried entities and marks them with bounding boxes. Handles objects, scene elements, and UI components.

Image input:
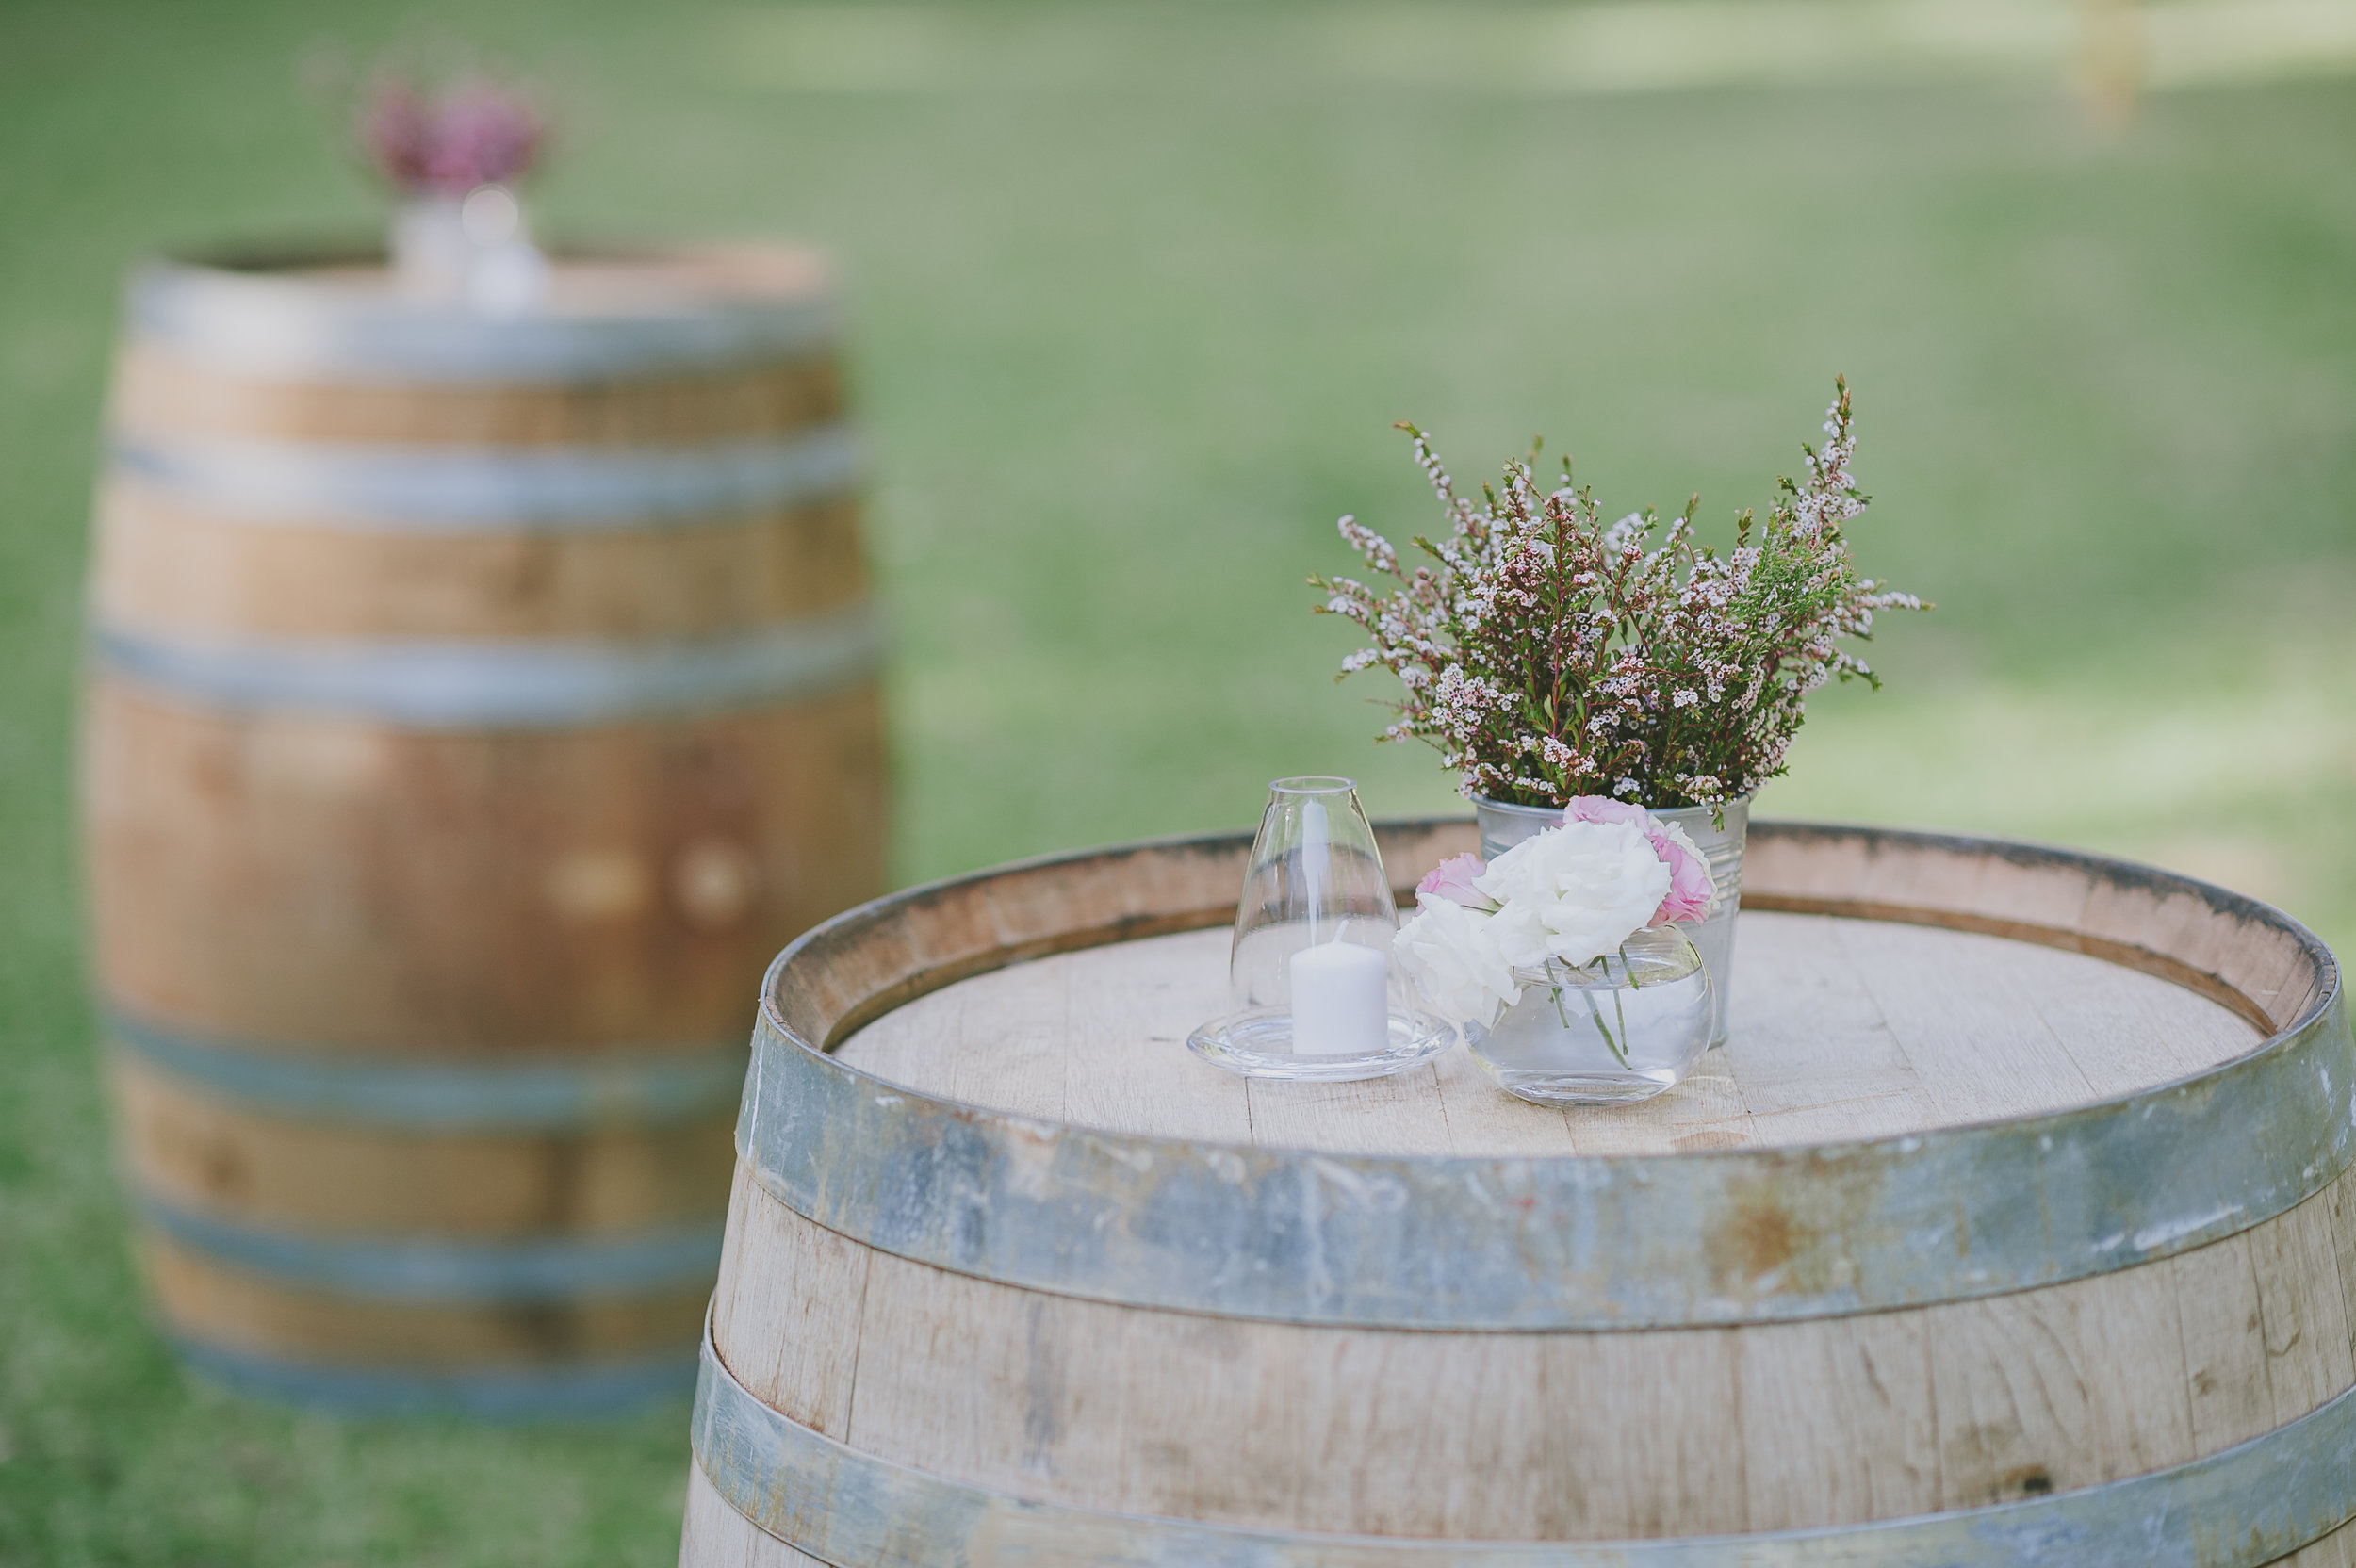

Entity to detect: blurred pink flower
[361,74,544,194]
[1415,852,1493,909]
[361,82,434,188]
[425,85,542,190]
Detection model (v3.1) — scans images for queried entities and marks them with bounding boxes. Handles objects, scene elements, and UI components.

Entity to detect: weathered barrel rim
[127,241,842,383]
[733,821,2352,1331]
[690,1310,2356,1567]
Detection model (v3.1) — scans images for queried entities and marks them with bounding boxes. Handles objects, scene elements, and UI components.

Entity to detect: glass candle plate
[1186,1004,1456,1083]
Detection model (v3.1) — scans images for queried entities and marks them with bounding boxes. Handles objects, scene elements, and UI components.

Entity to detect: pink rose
[1565,796,1714,923]
[1563,795,1648,828]
[1647,823,1716,923]
[1415,852,1493,910]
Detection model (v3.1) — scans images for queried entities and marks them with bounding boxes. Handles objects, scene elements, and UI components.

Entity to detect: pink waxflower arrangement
[1393,797,1717,1029]
[1316,381,1927,812]
[360,72,545,195]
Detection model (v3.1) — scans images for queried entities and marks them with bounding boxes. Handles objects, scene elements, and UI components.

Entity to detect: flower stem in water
[1579,958,1632,1070]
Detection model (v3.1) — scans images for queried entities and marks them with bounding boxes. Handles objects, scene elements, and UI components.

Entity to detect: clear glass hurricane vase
[1187,777,1452,1082]
[1464,925,1714,1104]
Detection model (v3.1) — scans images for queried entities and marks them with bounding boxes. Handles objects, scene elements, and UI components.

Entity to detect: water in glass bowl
[1463,925,1714,1105]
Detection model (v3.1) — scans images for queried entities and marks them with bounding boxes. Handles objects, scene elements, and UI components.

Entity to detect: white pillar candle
[1289,940,1390,1055]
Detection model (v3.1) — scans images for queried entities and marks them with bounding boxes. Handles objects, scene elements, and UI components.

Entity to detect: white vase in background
[389,184,548,317]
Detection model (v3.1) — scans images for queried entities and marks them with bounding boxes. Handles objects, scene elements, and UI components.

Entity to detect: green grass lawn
[5,1,2355,1562]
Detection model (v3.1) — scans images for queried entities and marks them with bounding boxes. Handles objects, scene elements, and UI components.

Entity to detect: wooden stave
[685,823,2356,1559]
[146,1230,710,1418]
[90,484,872,641]
[108,336,845,448]
[86,679,859,1401]
[86,248,884,1408]
[85,680,888,1052]
[110,1052,740,1237]
[699,1159,2355,1542]
[690,1272,2356,1563]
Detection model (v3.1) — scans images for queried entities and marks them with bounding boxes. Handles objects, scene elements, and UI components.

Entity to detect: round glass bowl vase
[1476,793,1749,1049]
[1463,925,1714,1104]
[1187,777,1454,1082]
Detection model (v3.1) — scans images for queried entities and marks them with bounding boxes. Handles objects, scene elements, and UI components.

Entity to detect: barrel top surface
[152,243,831,318]
[129,244,840,381]
[733,821,2350,1331]
[835,912,2264,1158]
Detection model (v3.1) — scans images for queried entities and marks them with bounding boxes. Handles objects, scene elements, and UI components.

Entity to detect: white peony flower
[1473,819,1672,970]
[1393,895,1522,1027]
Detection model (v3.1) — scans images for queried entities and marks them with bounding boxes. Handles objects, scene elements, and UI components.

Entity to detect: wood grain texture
[86,679,885,1052]
[835,914,2259,1155]
[110,340,843,448]
[111,1055,736,1236]
[90,483,868,641]
[705,1163,2356,1541]
[1742,827,2316,1034]
[708,1160,867,1441]
[145,1230,709,1366]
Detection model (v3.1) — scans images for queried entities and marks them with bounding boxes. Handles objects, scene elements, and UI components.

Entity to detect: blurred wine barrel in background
[80,246,888,1416]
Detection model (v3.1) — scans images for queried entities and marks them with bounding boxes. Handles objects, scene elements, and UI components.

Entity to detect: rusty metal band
[691,1320,2356,1567]
[90,605,882,727]
[130,257,838,382]
[106,1005,745,1132]
[108,424,863,531]
[735,825,2354,1331]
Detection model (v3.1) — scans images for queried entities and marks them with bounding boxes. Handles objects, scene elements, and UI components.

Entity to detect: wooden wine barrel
[81,245,888,1415]
[681,821,2356,1565]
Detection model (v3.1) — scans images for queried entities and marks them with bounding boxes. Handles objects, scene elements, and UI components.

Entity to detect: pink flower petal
[1415,852,1488,906]
[1645,826,1716,924]
[1564,794,1647,827]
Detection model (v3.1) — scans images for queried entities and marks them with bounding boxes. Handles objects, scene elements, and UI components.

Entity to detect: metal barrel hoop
[129,255,841,383]
[90,604,886,728]
[107,424,865,531]
[107,1006,749,1132]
